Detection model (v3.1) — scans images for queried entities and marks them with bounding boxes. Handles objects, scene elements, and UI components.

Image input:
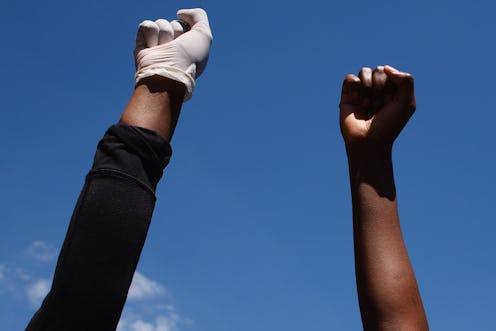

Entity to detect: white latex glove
[134,8,213,101]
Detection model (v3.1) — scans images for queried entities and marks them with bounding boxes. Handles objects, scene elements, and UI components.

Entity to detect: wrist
[135,65,194,101]
[347,148,393,179]
[346,141,392,164]
[136,75,186,101]
[346,143,396,199]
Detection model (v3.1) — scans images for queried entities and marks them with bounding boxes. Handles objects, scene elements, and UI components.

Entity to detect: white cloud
[118,314,179,331]
[0,265,17,294]
[128,271,166,301]
[118,273,191,331]
[3,255,188,331]
[26,279,50,307]
[16,268,31,281]
[27,240,57,262]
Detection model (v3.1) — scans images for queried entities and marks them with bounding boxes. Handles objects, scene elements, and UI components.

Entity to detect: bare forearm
[348,145,428,330]
[120,76,185,141]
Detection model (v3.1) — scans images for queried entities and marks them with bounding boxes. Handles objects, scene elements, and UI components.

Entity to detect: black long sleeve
[26,124,171,331]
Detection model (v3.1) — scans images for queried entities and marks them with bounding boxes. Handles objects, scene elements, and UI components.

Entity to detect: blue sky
[1,0,495,330]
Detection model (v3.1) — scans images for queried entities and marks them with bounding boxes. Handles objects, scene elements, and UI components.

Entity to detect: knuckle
[344,74,359,83]
[402,73,415,85]
[374,65,385,72]
[139,20,159,31]
[193,8,208,20]
[359,67,372,76]
[405,72,414,80]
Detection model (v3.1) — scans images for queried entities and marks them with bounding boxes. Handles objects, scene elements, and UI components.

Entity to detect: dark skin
[120,75,186,140]
[120,66,427,330]
[340,65,429,330]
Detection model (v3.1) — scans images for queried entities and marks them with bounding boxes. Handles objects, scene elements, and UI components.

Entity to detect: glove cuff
[135,65,195,101]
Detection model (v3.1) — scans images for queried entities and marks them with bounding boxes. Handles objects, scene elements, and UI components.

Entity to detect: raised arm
[121,7,213,138]
[339,66,428,330]
[25,8,212,331]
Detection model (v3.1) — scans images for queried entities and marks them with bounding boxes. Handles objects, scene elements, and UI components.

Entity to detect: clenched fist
[134,8,213,101]
[339,65,416,149]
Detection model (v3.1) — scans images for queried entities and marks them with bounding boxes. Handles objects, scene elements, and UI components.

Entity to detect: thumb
[177,8,212,38]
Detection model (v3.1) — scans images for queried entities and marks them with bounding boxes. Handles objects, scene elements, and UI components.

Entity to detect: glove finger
[176,8,208,25]
[170,20,188,39]
[135,25,146,53]
[177,8,212,38]
[155,19,174,44]
[138,20,160,48]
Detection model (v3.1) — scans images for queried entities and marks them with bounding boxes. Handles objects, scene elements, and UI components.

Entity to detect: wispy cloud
[1,240,56,305]
[0,265,19,294]
[16,268,31,281]
[26,279,50,307]
[118,314,180,331]
[0,264,6,284]
[119,273,192,331]
[3,243,192,331]
[27,240,57,263]
[128,271,166,301]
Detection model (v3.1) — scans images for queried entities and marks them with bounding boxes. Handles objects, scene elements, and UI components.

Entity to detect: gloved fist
[134,8,213,101]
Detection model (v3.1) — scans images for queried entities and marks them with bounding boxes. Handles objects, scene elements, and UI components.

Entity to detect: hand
[134,8,213,101]
[339,65,416,149]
